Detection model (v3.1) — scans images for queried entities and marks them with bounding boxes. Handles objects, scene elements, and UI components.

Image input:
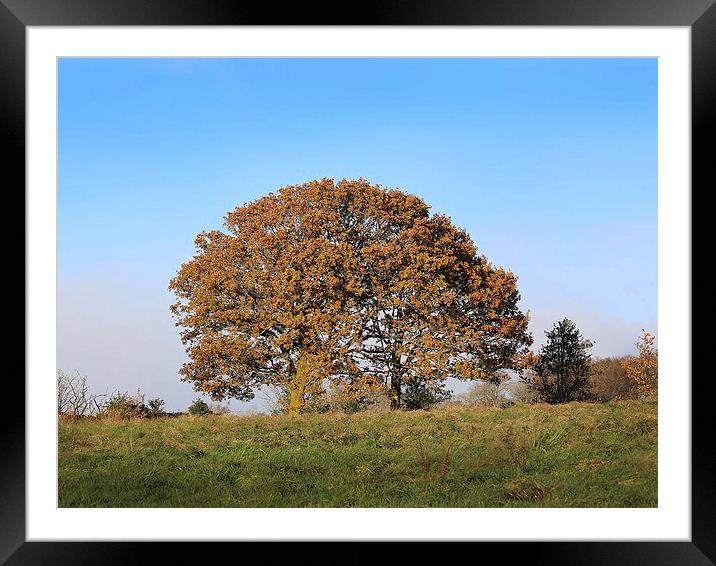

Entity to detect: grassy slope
[58,400,657,508]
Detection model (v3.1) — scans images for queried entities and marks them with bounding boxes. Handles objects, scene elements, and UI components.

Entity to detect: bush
[589,357,637,401]
[324,382,385,414]
[461,380,508,407]
[208,401,231,415]
[146,398,166,418]
[335,394,378,414]
[99,391,166,419]
[188,399,210,416]
[402,380,452,410]
[264,384,333,415]
[458,372,529,407]
[102,390,149,419]
[504,380,537,404]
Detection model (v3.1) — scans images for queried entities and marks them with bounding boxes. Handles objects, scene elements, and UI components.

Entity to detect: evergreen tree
[526,319,593,403]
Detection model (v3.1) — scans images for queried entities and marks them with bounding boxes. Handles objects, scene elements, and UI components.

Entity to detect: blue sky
[58,58,657,412]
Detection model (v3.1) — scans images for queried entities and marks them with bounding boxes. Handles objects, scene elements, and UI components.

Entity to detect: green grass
[58,399,657,508]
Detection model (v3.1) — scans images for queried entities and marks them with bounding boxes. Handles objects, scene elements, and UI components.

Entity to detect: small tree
[188,398,210,416]
[57,370,105,416]
[461,371,512,406]
[146,398,166,418]
[504,380,537,404]
[589,357,637,401]
[622,330,658,398]
[208,401,232,415]
[524,319,593,404]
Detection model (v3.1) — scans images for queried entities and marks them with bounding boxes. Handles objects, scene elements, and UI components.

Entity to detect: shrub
[589,357,637,401]
[504,380,537,404]
[461,381,502,406]
[264,383,332,415]
[100,392,168,419]
[188,399,210,416]
[208,401,231,415]
[102,390,149,419]
[324,382,385,414]
[460,372,515,407]
[146,398,166,418]
[458,371,532,407]
[402,379,452,410]
[336,394,378,414]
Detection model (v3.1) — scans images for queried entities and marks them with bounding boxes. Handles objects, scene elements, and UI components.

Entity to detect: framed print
[4,0,711,564]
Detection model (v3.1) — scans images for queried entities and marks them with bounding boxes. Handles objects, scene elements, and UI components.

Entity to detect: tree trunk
[557,372,564,403]
[287,379,306,415]
[390,375,401,410]
[287,356,311,415]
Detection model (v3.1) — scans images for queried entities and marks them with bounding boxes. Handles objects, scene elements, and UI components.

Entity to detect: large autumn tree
[170,178,532,412]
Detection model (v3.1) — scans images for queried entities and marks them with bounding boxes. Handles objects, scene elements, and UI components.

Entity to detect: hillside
[58,400,657,508]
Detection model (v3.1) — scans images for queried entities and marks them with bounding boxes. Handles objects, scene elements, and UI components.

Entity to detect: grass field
[58,400,657,508]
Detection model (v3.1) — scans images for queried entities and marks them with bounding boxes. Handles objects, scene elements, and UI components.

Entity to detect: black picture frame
[4,1,710,563]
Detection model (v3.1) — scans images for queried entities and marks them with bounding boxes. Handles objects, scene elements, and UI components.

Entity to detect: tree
[170,178,532,412]
[504,379,537,404]
[188,399,210,416]
[353,210,532,408]
[588,357,637,401]
[460,371,511,406]
[170,179,369,413]
[57,370,105,417]
[524,319,593,403]
[146,398,167,418]
[622,330,658,398]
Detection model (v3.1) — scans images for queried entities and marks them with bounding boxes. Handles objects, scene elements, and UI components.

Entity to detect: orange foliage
[169,179,532,411]
[622,330,658,398]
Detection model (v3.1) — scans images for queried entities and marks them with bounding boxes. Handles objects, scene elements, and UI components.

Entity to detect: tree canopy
[170,178,532,412]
